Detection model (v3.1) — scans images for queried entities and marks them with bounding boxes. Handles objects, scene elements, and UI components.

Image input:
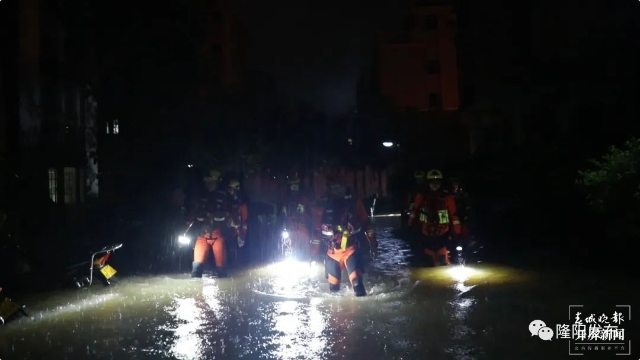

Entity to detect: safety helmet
[228,179,240,190]
[203,169,221,183]
[414,170,425,179]
[426,169,443,180]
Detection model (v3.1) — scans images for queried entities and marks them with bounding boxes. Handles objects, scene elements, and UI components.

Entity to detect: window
[64,167,77,204]
[428,93,442,109]
[424,15,438,30]
[426,60,440,74]
[48,168,58,203]
[106,119,120,135]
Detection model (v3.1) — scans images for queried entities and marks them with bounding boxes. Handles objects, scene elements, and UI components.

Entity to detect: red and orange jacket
[408,190,461,237]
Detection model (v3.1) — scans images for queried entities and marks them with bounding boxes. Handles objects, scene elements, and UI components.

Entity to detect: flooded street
[1,222,637,360]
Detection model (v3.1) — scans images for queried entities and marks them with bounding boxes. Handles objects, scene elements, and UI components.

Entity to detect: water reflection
[254,259,324,299]
[171,297,204,359]
[202,280,222,316]
[166,280,223,360]
[448,266,479,294]
[272,298,328,359]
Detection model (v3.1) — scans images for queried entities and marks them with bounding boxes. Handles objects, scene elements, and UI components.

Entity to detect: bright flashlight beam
[178,235,190,245]
[282,231,289,239]
[447,266,478,282]
[456,246,462,251]
[269,259,318,278]
[382,141,394,147]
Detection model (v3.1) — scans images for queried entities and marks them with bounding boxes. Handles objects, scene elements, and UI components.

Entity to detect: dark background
[1,0,640,284]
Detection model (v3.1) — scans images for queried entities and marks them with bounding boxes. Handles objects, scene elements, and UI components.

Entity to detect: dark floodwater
[1,218,637,360]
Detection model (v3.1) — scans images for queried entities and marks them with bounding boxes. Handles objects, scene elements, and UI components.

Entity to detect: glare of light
[447,266,479,283]
[456,246,462,251]
[382,141,394,147]
[282,230,290,239]
[178,235,191,245]
[273,299,327,359]
[170,297,204,359]
[372,213,401,217]
[203,281,222,315]
[269,259,317,278]
[187,164,194,168]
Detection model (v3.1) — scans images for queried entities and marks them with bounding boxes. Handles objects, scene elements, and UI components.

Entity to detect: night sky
[240,1,412,115]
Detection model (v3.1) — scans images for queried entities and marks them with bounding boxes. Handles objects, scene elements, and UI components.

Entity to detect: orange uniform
[409,190,461,266]
[324,194,377,296]
[191,189,230,278]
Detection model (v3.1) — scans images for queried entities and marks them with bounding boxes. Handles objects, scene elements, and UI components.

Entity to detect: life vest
[418,191,461,236]
[322,197,363,250]
[194,190,230,234]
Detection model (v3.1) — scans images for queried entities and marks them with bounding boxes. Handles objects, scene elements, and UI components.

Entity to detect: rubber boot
[191,262,204,278]
[352,277,366,297]
[329,283,340,292]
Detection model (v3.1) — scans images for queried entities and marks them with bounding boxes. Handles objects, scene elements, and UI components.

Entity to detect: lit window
[48,168,58,203]
[113,119,119,134]
[64,167,77,204]
[106,121,111,134]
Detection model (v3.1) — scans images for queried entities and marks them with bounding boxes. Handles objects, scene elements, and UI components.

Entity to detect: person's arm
[356,199,378,252]
[445,195,462,235]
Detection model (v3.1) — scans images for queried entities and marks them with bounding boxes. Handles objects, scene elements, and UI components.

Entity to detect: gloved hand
[370,248,378,259]
[237,236,245,248]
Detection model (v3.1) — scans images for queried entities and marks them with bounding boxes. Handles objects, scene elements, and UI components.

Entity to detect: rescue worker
[227,179,249,264]
[408,169,462,266]
[311,184,333,262]
[323,184,377,296]
[280,175,311,258]
[190,169,230,278]
[403,170,427,229]
[450,176,472,243]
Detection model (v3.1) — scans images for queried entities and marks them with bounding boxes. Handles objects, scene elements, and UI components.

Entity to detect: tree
[576,138,640,221]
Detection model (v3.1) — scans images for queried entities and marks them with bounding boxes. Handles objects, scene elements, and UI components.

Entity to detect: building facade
[194,0,245,101]
[379,4,459,112]
[1,0,100,223]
